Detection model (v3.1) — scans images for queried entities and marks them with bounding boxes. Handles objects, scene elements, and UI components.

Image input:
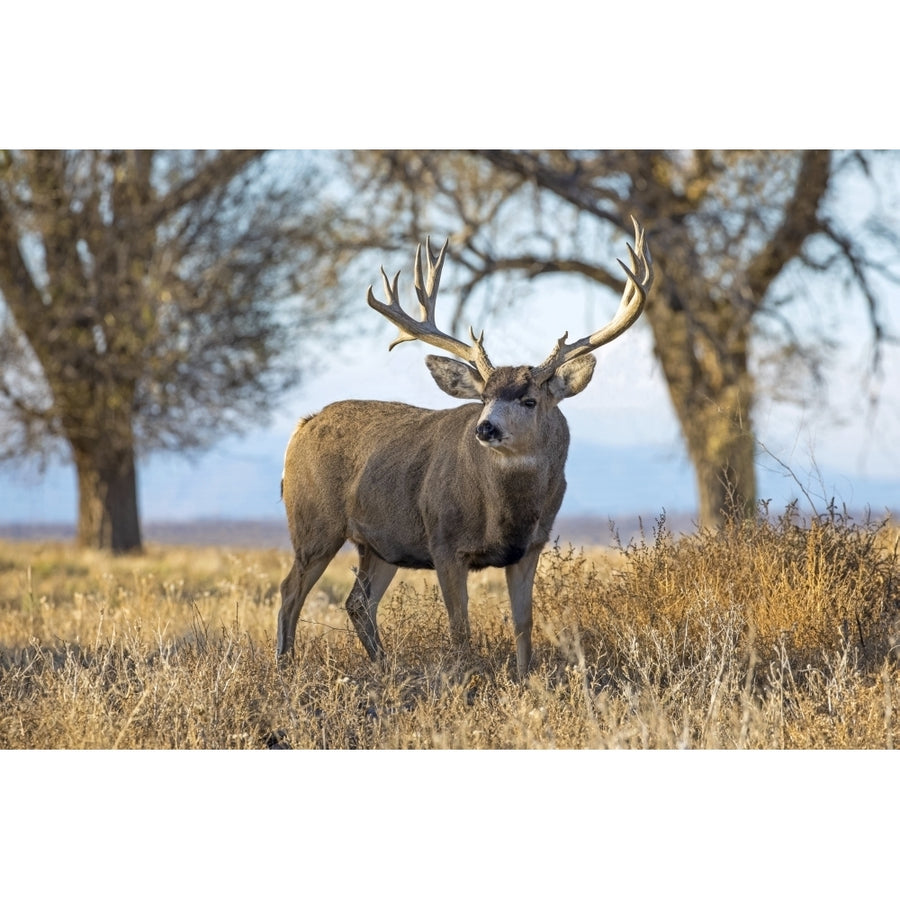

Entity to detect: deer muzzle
[475,419,502,444]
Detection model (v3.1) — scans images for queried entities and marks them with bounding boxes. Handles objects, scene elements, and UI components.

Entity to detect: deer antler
[367,236,494,380]
[532,216,654,384]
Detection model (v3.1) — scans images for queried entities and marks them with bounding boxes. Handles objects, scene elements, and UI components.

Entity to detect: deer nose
[475,420,501,442]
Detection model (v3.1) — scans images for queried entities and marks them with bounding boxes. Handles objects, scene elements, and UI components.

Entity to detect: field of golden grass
[1,508,898,749]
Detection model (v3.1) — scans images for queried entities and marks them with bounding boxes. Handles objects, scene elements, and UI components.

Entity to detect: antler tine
[533,216,653,383]
[468,326,494,379]
[413,236,448,321]
[381,266,401,309]
[367,239,495,379]
[412,243,429,320]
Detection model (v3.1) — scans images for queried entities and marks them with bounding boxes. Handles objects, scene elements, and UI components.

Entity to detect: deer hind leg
[345,545,397,663]
[505,546,542,678]
[277,547,341,658]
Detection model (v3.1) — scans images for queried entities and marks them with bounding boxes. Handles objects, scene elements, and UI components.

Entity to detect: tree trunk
[73,444,142,553]
[646,246,757,529]
[675,380,757,528]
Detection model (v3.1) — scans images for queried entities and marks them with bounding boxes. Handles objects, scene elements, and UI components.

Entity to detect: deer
[278,217,653,677]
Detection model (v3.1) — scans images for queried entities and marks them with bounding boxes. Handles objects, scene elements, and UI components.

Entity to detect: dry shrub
[1,511,898,749]
[537,506,898,674]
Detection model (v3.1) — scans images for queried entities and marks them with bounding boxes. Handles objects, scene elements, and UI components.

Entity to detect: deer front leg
[505,545,542,678]
[434,557,471,648]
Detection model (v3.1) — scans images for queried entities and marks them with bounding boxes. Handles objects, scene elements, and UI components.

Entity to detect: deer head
[366,217,654,460]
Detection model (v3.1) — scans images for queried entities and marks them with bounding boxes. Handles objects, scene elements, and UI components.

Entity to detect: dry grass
[1,507,898,749]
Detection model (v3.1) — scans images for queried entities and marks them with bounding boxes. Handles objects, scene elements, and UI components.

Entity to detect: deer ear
[547,355,596,400]
[425,355,485,399]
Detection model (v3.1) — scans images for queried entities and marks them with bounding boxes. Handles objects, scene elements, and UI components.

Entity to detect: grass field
[1,507,897,749]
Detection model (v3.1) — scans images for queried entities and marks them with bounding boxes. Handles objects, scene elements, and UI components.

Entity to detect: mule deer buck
[278,217,652,676]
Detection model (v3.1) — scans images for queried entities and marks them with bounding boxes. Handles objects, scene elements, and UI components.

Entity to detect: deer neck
[475,438,563,513]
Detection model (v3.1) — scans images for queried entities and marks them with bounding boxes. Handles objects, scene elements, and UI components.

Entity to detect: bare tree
[302,150,899,528]
[0,150,330,551]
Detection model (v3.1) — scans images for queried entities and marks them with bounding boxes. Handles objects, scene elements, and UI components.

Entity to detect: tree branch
[148,150,266,226]
[475,150,623,226]
[0,194,46,333]
[744,149,832,302]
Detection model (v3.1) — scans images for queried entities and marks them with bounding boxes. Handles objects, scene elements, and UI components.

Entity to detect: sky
[2,269,898,529]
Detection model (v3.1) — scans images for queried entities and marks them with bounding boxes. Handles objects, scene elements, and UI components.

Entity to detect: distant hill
[0,512,702,551]
[0,518,292,550]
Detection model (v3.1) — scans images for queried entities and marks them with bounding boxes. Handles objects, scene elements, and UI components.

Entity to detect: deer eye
[520,398,537,409]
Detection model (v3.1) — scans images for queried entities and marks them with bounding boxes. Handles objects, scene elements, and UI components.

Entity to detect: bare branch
[147,150,266,227]
[744,150,831,302]
[476,150,623,225]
